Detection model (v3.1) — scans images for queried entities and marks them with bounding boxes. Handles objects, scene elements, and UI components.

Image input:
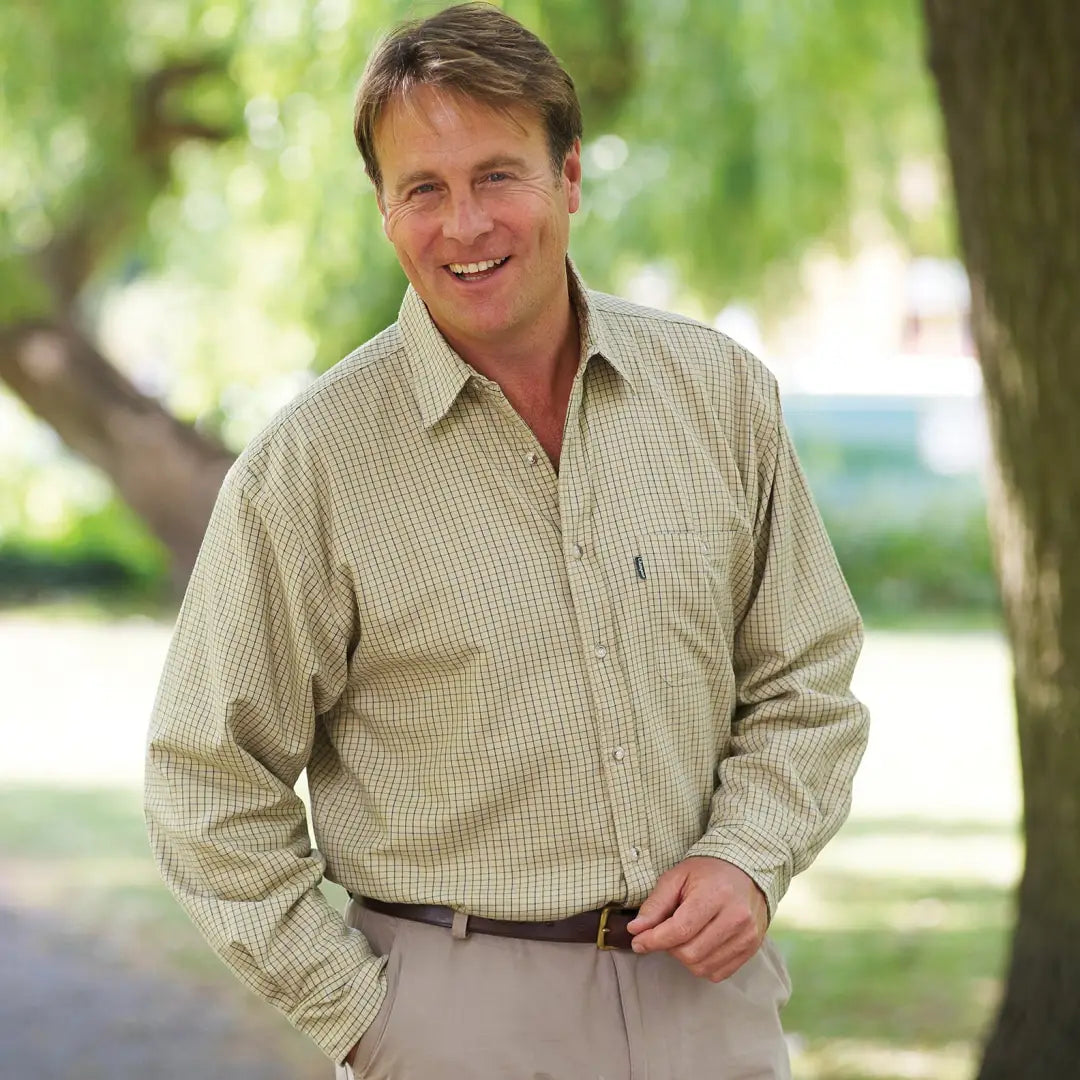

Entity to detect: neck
[439,286,581,402]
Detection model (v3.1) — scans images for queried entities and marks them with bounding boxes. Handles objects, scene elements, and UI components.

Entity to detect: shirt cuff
[292,953,389,1065]
[684,823,793,920]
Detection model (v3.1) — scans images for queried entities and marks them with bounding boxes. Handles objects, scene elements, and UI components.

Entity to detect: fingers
[627,867,685,934]
[627,857,768,980]
[633,898,763,981]
[670,913,761,982]
[631,895,714,953]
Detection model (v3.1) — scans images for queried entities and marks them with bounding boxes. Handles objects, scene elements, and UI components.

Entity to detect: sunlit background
[0,2,1014,1078]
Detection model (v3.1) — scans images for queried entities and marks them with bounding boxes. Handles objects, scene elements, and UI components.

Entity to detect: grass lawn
[773,821,1016,1079]
[0,615,1020,1078]
[0,787,1016,1079]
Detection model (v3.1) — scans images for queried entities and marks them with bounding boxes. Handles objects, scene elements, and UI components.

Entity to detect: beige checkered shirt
[145,265,869,1062]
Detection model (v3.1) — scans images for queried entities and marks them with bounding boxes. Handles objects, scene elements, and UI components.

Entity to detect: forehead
[375,85,545,175]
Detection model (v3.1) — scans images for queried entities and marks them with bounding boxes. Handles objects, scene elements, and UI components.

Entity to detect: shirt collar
[399,257,636,430]
[567,259,636,388]
[397,284,474,430]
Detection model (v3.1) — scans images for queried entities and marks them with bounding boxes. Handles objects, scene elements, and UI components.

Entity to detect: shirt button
[629,846,641,860]
[612,747,626,761]
[571,543,584,559]
[594,645,608,659]
[525,451,539,466]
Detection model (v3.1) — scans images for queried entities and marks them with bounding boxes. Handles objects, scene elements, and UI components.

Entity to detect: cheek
[486,188,549,221]
[386,212,436,259]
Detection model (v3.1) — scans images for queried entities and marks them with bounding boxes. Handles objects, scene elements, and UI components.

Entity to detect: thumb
[627,868,686,933]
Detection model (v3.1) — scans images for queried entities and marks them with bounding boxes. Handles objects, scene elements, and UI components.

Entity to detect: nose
[442,191,493,244]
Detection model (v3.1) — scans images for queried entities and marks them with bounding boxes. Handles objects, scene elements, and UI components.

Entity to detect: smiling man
[372,80,582,465]
[145,5,869,1079]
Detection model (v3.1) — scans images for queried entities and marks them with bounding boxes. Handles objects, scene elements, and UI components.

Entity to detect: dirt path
[0,903,327,1080]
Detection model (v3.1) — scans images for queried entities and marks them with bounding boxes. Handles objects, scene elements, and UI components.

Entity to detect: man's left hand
[626,857,768,982]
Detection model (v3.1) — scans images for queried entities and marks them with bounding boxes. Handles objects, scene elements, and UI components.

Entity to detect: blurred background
[0,1,1025,1078]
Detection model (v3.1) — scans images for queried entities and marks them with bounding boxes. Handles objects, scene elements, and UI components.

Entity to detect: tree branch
[134,55,237,164]
[0,320,234,583]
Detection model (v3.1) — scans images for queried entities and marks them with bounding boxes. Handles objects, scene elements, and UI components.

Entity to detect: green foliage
[567,0,947,304]
[2,0,947,419]
[1,0,961,609]
[0,497,169,602]
[784,397,999,621]
[1,0,412,397]
[825,502,999,622]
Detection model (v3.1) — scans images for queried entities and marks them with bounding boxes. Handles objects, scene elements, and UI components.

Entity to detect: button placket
[560,397,652,892]
[593,540,651,888]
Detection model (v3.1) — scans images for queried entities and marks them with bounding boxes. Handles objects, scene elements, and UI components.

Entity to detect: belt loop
[451,909,470,940]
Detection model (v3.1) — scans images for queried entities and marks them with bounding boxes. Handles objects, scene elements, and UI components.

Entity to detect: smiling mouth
[445,256,510,280]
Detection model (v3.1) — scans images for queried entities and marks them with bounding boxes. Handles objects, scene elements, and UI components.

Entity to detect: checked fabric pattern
[145,263,869,1061]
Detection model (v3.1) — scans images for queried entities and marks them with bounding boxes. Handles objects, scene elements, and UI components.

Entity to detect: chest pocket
[632,531,733,687]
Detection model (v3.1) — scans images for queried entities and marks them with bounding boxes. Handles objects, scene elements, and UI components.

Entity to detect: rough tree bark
[923,1,1080,1075]
[0,321,234,585]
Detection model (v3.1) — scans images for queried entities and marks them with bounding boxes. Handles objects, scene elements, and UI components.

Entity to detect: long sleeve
[144,466,386,1063]
[685,383,870,916]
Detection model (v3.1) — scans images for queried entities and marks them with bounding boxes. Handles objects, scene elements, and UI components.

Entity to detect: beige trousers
[336,898,791,1080]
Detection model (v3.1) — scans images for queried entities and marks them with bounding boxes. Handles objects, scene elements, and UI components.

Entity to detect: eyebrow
[473,154,529,175]
[391,156,531,198]
[392,169,439,198]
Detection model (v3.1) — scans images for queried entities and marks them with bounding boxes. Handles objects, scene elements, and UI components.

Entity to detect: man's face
[374,84,581,356]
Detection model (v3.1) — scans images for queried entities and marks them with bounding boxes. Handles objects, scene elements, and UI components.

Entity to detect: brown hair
[353,2,583,192]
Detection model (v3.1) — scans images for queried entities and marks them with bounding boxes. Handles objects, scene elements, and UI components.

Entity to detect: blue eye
[411,183,437,196]
[485,172,509,183]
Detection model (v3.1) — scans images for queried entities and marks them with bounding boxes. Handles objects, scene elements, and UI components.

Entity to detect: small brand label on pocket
[634,555,647,580]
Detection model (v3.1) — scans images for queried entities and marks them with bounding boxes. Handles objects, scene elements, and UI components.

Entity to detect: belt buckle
[596,902,621,950]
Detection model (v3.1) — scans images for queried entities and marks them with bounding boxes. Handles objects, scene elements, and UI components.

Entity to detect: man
[145,4,869,1078]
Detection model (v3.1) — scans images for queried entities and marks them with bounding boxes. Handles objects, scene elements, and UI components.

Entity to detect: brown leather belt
[360,898,640,950]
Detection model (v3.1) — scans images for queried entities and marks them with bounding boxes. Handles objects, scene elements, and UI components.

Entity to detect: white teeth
[448,257,507,275]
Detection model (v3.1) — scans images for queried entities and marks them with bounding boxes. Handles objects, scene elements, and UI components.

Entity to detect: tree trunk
[923,1,1080,1075]
[0,321,234,585]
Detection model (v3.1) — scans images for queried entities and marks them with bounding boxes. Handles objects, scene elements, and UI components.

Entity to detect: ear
[562,138,582,215]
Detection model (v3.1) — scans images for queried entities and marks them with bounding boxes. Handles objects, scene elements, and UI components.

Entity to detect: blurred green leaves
[1,0,408,394]
[1,0,962,606]
[570,0,947,304]
[2,0,946,401]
